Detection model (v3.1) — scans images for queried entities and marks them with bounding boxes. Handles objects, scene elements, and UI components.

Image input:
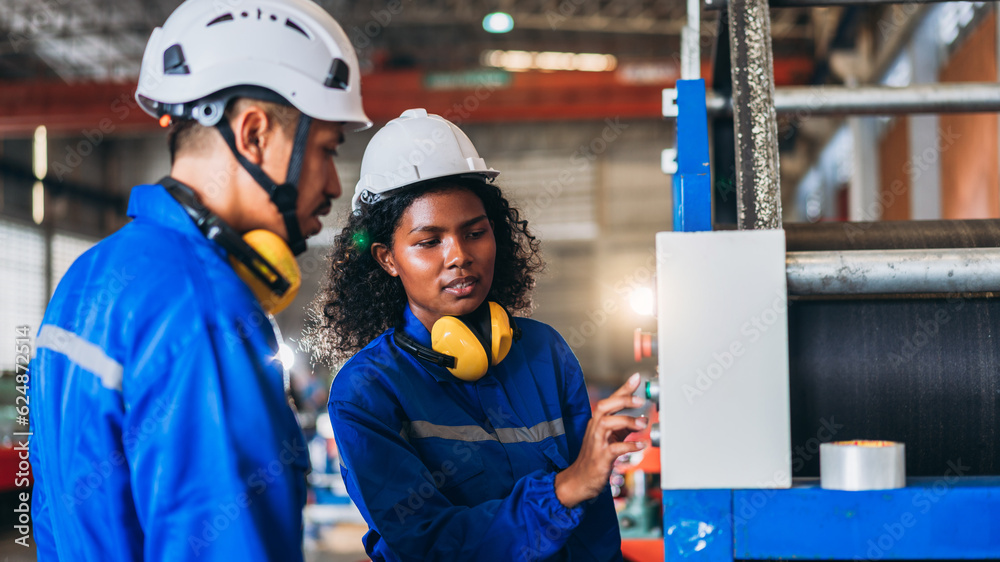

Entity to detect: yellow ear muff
[431,316,490,381]
[488,302,514,366]
[230,229,301,315]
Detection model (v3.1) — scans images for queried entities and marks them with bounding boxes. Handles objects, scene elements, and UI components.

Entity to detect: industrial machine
[648,0,1000,559]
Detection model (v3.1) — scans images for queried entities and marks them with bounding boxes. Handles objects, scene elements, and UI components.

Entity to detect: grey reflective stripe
[405,418,565,444]
[495,418,566,444]
[37,325,123,391]
[408,421,495,442]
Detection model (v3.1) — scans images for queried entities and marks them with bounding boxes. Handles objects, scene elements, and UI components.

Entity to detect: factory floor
[0,525,370,562]
[0,492,371,562]
[305,520,370,562]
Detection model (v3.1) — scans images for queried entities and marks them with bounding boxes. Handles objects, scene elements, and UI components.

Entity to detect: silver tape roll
[820,440,906,491]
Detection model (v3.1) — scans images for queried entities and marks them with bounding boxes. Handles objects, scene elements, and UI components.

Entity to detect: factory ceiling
[0,0,818,81]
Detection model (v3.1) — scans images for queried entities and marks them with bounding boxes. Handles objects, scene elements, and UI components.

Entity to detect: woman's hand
[554,373,648,508]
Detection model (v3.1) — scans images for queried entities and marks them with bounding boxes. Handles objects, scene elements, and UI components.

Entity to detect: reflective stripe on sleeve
[494,418,566,444]
[37,325,124,391]
[406,417,565,444]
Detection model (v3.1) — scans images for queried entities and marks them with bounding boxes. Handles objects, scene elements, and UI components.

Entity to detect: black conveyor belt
[785,220,1000,477]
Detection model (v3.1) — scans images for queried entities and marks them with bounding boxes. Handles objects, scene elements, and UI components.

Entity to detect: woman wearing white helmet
[310,109,641,561]
[29,1,366,561]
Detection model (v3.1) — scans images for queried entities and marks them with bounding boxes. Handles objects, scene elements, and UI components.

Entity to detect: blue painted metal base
[663,477,1000,560]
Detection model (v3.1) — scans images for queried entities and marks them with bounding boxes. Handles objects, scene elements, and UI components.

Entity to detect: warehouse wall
[939,13,1000,218]
[877,117,911,221]
[871,11,999,222]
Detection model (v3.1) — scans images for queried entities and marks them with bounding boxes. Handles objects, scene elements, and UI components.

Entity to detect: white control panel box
[656,229,791,490]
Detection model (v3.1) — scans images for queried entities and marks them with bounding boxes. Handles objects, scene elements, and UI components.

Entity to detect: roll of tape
[820,440,906,491]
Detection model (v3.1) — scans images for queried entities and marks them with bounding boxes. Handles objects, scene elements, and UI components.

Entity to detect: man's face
[293,120,345,239]
[255,117,344,240]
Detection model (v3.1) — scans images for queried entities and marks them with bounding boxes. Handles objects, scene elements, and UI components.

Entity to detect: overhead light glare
[33,181,44,225]
[278,343,296,368]
[483,12,514,34]
[33,125,47,180]
[629,287,656,317]
[481,50,617,72]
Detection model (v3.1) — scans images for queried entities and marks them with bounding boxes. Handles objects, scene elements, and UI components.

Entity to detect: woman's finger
[609,373,642,398]
[607,440,646,458]
[599,414,647,434]
[593,393,644,418]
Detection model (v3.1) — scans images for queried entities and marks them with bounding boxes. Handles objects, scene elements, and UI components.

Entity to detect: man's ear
[232,105,271,165]
[371,243,399,277]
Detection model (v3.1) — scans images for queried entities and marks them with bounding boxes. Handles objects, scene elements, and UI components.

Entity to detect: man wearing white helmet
[28,1,368,560]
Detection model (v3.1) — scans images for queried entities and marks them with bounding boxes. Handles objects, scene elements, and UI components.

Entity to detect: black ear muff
[162,177,299,315]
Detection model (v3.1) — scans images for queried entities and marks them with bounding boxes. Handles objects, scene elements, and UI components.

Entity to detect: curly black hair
[304,177,543,367]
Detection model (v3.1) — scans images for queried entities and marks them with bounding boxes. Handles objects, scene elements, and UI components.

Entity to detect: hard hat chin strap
[215,113,313,256]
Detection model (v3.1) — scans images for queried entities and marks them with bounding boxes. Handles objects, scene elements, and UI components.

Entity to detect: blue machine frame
[662,477,1000,560]
[671,79,712,233]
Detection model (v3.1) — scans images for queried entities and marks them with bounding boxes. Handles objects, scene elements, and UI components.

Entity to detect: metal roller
[785,219,1000,251]
[786,247,1000,295]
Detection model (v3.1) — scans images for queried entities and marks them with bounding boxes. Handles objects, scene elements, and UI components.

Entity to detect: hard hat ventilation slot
[285,19,310,39]
[163,44,190,75]
[324,59,349,90]
[206,13,234,26]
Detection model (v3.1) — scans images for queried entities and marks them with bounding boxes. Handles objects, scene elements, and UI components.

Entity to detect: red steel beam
[0,59,813,136]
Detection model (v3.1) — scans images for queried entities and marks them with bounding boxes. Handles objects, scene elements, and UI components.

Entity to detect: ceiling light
[483,12,514,34]
[33,125,47,180]
[33,126,47,225]
[481,50,617,72]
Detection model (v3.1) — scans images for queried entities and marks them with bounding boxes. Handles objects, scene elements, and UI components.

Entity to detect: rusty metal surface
[729,0,782,230]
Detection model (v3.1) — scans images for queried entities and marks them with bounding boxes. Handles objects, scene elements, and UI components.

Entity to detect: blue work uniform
[329,305,623,561]
[29,183,308,561]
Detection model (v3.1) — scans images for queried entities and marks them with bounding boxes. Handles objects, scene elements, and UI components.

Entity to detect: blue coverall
[29,183,308,561]
[329,305,623,561]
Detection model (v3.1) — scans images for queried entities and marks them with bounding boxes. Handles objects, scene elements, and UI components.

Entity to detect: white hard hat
[352,109,500,211]
[136,0,370,130]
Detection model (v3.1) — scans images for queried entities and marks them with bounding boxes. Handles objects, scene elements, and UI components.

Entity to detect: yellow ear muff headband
[162,177,301,315]
[394,301,521,381]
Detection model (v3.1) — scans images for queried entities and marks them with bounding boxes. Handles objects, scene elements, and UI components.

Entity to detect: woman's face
[373,187,496,331]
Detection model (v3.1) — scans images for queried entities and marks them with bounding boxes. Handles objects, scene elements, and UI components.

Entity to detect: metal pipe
[706,0,953,9]
[681,0,701,79]
[786,248,1000,295]
[705,82,1000,117]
